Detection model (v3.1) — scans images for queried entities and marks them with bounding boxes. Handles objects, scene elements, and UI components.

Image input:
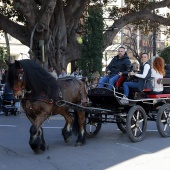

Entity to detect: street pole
[137,26,140,55]
[105,52,107,66]
[121,0,123,46]
[153,28,157,56]
[121,29,124,46]
[152,0,157,56]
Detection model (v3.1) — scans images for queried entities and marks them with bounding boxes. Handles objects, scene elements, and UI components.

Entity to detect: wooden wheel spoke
[138,126,142,133]
[133,127,142,137]
[131,124,135,128]
[136,111,140,120]
[132,115,136,121]
[163,124,168,131]
[139,119,144,123]
[161,119,166,123]
[134,127,138,136]
[163,111,167,118]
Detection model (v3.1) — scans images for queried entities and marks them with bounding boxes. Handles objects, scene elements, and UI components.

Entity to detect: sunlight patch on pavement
[105,147,170,170]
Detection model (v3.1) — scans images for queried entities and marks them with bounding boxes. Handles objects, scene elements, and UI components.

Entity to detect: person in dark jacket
[98,46,131,90]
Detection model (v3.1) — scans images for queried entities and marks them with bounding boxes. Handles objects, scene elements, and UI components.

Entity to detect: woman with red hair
[151,57,165,94]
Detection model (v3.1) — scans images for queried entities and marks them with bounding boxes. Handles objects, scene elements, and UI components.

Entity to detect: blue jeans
[123,81,139,97]
[98,75,120,90]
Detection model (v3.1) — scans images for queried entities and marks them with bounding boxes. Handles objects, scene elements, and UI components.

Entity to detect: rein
[22,93,54,104]
[33,96,54,104]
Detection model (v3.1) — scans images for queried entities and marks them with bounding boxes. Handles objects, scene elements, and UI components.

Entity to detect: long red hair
[153,57,165,76]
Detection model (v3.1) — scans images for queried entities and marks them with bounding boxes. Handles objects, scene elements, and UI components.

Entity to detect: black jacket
[106,54,131,76]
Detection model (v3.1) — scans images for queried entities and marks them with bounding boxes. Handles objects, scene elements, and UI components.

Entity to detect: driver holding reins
[98,46,131,90]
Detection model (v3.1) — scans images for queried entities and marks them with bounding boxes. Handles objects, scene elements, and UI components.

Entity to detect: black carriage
[84,77,170,142]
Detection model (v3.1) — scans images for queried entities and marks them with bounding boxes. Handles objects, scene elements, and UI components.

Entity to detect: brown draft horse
[7,59,87,153]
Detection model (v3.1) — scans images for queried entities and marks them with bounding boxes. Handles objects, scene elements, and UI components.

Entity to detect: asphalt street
[0,112,170,170]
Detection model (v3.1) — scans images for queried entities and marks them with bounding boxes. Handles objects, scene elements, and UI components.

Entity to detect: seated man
[121,53,152,104]
[98,46,131,90]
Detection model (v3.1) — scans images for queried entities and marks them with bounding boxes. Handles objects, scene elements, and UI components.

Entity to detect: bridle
[13,68,28,98]
[17,68,24,82]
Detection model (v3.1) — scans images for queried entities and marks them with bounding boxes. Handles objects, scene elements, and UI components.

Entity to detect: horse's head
[6,60,25,97]
[13,69,25,97]
[29,125,46,153]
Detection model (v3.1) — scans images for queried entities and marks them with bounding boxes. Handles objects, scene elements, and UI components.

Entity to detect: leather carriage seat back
[115,76,126,88]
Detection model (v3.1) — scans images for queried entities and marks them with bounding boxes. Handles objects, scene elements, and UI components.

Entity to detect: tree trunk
[0,0,170,71]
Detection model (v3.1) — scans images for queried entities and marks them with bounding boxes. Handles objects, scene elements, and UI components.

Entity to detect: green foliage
[0,1,25,23]
[79,5,104,77]
[160,46,170,64]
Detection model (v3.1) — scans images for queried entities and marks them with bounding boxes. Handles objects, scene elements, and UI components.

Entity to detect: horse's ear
[15,60,21,69]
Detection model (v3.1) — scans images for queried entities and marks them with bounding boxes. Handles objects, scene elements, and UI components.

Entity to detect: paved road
[0,112,170,170]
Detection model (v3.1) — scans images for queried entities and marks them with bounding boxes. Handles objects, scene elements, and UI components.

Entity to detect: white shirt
[59,73,68,78]
[151,68,163,92]
[71,72,82,79]
[135,63,150,79]
[49,71,58,79]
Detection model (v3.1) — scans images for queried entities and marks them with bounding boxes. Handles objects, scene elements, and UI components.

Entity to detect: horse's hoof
[65,136,72,143]
[75,135,86,146]
[62,128,72,143]
[33,149,44,154]
[75,141,84,147]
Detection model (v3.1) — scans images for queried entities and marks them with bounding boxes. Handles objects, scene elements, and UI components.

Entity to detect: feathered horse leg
[57,107,73,143]
[25,100,53,153]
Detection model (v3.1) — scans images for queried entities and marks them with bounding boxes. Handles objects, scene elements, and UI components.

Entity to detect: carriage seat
[115,76,126,91]
[148,94,170,98]
[148,78,170,98]
[143,88,152,92]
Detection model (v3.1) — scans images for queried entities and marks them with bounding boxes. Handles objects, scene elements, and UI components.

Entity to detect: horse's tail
[72,111,79,135]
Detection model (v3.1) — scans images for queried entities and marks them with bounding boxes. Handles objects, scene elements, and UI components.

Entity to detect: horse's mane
[7,59,60,101]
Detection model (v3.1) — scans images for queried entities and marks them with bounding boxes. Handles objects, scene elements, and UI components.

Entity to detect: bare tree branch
[103,0,170,49]
[0,13,30,46]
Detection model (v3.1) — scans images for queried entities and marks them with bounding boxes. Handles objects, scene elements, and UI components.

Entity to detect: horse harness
[15,69,86,108]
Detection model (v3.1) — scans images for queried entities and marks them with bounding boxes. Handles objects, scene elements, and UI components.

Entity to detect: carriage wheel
[84,112,102,138]
[117,116,126,133]
[126,105,147,142]
[156,103,170,137]
[5,112,9,116]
